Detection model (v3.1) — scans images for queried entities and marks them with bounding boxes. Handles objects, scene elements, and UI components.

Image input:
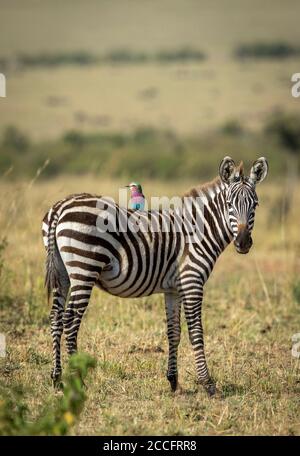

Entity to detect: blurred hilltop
[0,0,300,180]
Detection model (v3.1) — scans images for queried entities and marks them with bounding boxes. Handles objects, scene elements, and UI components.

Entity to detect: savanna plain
[0,177,299,435]
[0,0,300,436]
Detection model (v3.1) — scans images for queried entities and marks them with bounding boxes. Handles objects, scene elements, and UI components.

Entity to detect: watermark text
[291,73,300,98]
[95,190,205,243]
[0,73,6,97]
[0,333,6,357]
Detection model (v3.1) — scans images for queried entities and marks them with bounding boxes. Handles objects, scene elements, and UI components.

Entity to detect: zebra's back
[42,193,185,298]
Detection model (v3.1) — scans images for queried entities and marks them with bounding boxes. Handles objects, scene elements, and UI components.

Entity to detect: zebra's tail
[45,210,61,301]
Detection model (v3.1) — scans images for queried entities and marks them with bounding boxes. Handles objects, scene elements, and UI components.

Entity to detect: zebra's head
[219,156,268,254]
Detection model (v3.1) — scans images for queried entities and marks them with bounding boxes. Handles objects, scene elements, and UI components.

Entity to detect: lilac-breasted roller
[125,182,145,210]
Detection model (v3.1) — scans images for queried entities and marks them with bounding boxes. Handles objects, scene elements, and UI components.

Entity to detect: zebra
[42,156,268,395]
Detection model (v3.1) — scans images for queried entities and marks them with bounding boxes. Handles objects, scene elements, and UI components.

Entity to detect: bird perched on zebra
[42,156,268,395]
[126,182,145,210]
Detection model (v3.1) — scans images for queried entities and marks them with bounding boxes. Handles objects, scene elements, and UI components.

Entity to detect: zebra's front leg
[164,292,181,392]
[50,286,68,388]
[179,283,216,396]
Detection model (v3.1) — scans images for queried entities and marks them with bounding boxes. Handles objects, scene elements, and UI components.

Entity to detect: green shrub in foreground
[0,353,96,435]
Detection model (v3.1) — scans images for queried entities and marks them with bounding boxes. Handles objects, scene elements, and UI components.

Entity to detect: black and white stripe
[42,156,268,394]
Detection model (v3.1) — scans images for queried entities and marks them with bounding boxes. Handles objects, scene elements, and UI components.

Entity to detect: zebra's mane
[183,176,224,201]
[183,161,244,201]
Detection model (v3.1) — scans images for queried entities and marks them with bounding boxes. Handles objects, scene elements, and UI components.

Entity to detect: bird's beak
[124,185,130,188]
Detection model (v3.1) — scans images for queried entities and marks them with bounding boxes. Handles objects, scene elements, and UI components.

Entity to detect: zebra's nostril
[234,230,252,252]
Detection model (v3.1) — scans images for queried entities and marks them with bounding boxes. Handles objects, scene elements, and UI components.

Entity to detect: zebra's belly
[96,281,166,298]
[96,276,170,298]
[97,263,176,298]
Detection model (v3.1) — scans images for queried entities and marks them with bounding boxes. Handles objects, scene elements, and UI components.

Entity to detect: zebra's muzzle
[234,225,253,254]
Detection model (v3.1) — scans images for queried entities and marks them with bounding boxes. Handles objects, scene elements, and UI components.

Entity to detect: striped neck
[184,176,234,252]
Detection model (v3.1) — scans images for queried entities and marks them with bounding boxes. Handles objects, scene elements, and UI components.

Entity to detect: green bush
[103,49,149,64]
[0,116,293,180]
[235,42,300,59]
[0,353,96,435]
[264,113,300,152]
[2,126,30,152]
[63,130,86,148]
[220,120,244,136]
[17,51,98,67]
[155,47,206,63]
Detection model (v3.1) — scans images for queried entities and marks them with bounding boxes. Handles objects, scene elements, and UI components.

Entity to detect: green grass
[0,177,299,435]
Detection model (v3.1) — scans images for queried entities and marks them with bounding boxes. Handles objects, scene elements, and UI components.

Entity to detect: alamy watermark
[0,73,6,98]
[94,190,205,243]
[292,333,300,359]
[0,333,6,357]
[291,73,300,98]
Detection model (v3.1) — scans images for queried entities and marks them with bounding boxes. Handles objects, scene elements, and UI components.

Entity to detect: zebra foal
[42,156,268,394]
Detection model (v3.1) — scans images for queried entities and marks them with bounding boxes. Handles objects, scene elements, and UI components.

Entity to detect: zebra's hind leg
[50,279,69,388]
[164,292,181,392]
[62,280,95,358]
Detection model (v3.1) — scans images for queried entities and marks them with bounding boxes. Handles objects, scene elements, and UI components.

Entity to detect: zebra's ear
[249,157,269,185]
[219,156,236,184]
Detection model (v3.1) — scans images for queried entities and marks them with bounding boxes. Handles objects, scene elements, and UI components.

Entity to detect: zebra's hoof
[53,379,64,390]
[51,371,63,390]
[167,373,178,392]
[204,382,217,397]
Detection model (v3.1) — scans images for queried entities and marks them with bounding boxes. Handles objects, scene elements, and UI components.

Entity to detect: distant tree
[264,113,300,153]
[2,126,30,152]
[235,42,300,60]
[265,112,300,231]
[63,130,85,148]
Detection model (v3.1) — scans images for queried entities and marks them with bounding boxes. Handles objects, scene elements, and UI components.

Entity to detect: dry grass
[0,176,299,435]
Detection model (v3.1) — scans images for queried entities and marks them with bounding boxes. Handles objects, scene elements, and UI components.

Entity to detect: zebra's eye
[227,201,233,209]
